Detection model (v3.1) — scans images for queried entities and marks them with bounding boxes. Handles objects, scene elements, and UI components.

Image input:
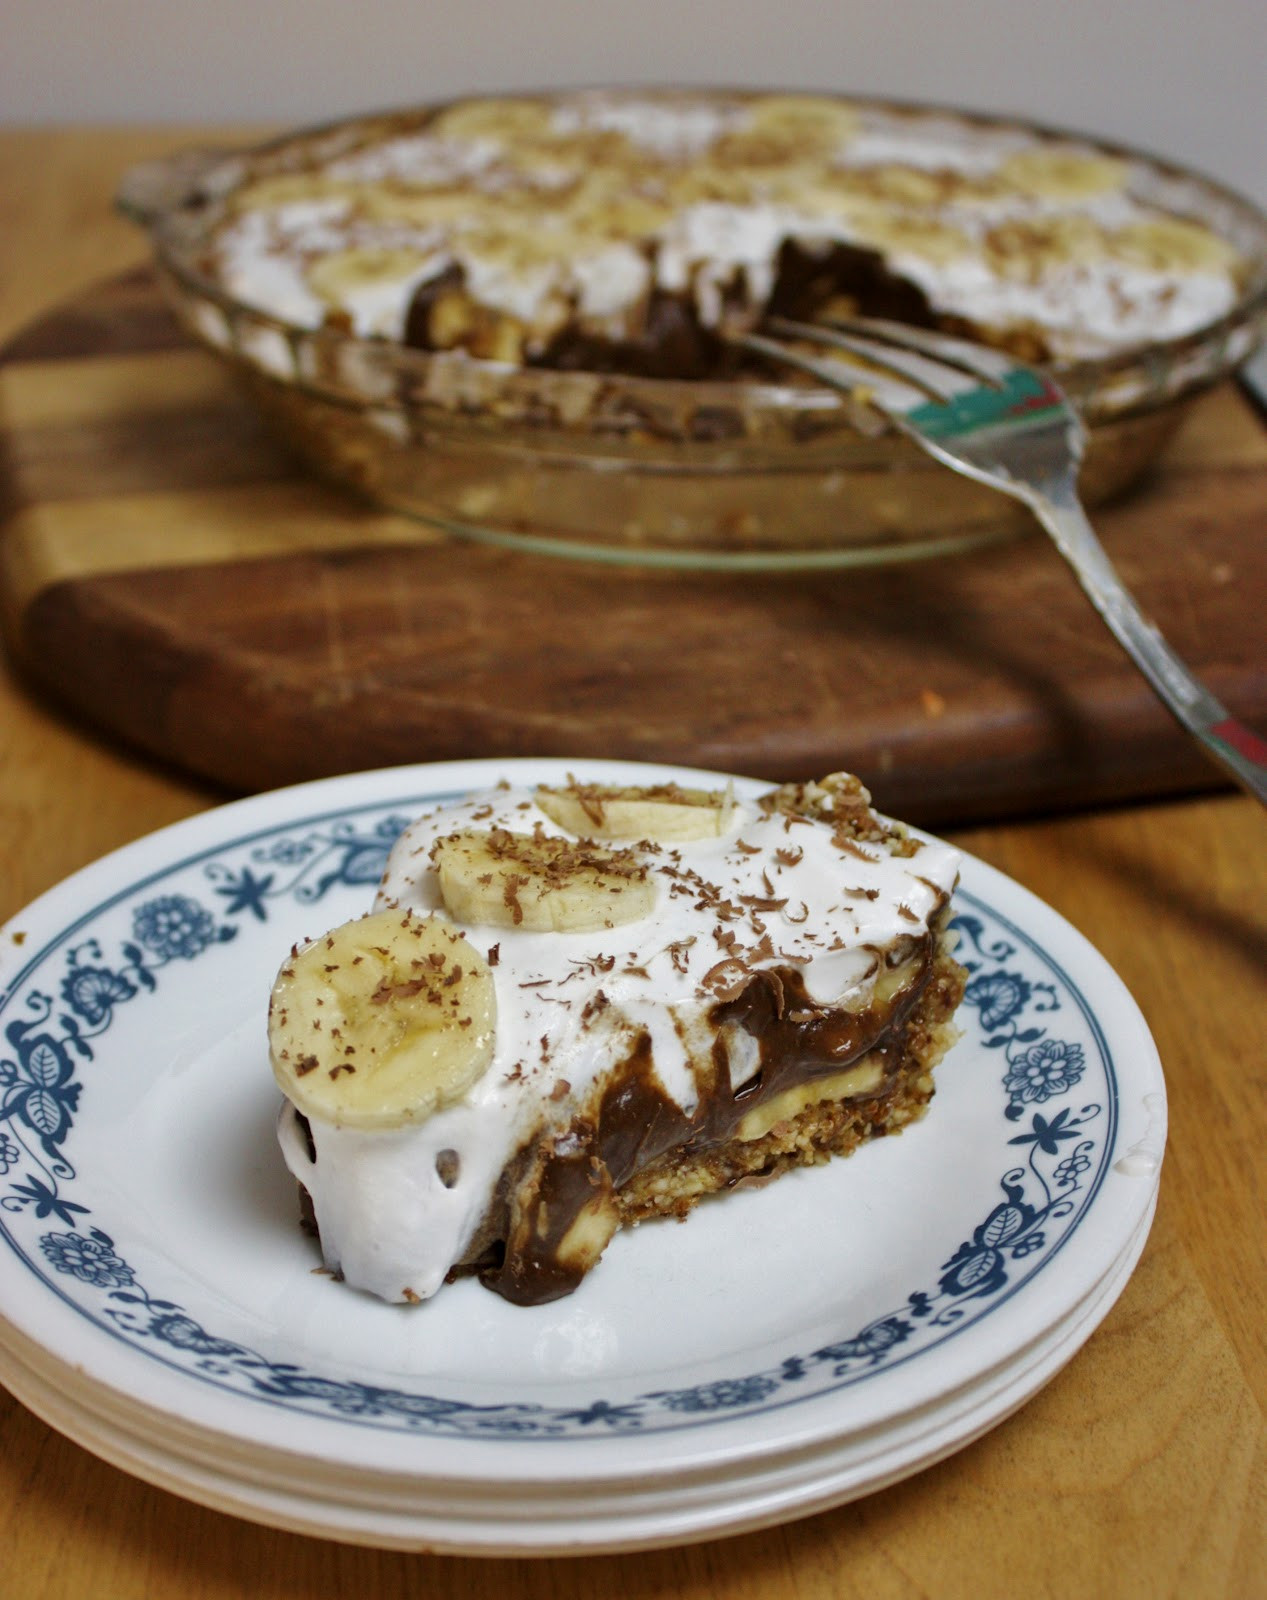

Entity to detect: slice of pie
[268,773,966,1305]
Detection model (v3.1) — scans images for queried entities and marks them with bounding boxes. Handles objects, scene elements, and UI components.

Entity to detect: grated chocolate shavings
[834,837,880,861]
[665,936,696,972]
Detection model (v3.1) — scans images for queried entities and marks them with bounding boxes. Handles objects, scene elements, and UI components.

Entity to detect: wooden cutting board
[2,267,1265,826]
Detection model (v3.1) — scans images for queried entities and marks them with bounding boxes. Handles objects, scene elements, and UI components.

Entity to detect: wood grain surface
[1,127,1265,1600]
[2,257,1265,824]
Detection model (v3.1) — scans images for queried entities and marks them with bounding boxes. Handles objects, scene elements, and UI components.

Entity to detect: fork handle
[1030,483,1267,806]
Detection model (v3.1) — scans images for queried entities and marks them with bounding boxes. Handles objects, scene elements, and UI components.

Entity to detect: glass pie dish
[118,91,1267,570]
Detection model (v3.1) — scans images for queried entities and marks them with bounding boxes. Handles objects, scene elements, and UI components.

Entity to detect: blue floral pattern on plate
[0,795,1116,1440]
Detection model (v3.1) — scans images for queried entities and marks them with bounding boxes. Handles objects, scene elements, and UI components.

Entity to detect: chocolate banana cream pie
[207,89,1247,377]
[269,774,966,1306]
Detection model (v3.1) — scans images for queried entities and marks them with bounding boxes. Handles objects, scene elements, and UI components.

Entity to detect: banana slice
[741,95,860,152]
[306,247,433,306]
[854,164,945,208]
[850,212,972,265]
[665,164,764,207]
[230,174,355,213]
[461,214,599,271]
[429,97,556,145]
[269,909,496,1130]
[567,189,676,241]
[360,188,484,229]
[535,781,737,843]
[999,147,1129,202]
[1108,216,1240,274]
[985,214,1109,274]
[432,828,657,931]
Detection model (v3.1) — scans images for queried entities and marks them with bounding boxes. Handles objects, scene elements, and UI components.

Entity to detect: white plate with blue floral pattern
[0,760,1166,1551]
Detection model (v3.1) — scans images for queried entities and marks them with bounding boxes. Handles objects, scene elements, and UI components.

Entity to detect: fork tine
[764,317,981,402]
[776,313,1018,387]
[734,330,929,414]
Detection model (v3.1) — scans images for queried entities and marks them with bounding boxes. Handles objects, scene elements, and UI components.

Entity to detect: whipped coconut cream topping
[657,203,795,327]
[571,243,653,328]
[838,119,1032,177]
[276,781,960,1303]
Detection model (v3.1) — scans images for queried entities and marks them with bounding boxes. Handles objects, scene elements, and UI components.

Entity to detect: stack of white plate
[0,761,1166,1554]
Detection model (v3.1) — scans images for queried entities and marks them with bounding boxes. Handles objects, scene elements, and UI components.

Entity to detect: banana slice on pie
[850,212,973,265]
[742,95,860,152]
[230,174,355,213]
[361,188,489,229]
[269,909,496,1129]
[428,97,556,145]
[998,147,1130,202]
[306,248,434,307]
[1109,216,1242,273]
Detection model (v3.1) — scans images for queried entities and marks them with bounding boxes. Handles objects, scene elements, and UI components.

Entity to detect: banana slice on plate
[432,828,657,931]
[535,781,737,842]
[269,909,496,1129]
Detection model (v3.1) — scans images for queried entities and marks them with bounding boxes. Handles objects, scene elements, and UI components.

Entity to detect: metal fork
[737,316,1267,807]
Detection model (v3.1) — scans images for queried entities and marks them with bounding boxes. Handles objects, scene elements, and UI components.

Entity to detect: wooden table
[1,128,1264,1599]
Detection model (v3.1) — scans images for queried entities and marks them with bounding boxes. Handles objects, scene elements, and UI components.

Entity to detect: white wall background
[4,0,1265,203]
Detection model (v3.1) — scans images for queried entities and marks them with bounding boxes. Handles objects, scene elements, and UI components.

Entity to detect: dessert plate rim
[0,1189,1155,1553]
